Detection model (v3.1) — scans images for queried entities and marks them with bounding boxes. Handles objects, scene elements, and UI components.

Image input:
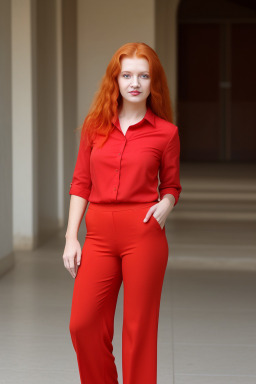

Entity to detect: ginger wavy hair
[78,42,173,148]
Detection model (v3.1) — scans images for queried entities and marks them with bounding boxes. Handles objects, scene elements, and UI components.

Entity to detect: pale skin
[63,55,175,278]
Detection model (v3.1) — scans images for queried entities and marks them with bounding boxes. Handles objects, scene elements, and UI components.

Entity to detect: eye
[141,74,149,79]
[122,74,130,78]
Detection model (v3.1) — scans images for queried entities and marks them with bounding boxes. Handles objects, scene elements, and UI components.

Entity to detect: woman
[63,42,182,384]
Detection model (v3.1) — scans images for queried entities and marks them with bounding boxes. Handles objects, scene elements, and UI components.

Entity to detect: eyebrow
[121,71,149,74]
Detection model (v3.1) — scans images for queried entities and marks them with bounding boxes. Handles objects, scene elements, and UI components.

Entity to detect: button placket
[113,138,127,198]
[113,152,120,195]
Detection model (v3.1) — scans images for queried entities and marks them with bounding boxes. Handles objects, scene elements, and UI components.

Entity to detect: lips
[129,91,141,95]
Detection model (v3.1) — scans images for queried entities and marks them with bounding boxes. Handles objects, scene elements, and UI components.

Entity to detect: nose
[131,75,140,87]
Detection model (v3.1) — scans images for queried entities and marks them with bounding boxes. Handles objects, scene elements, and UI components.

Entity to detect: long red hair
[78,42,173,147]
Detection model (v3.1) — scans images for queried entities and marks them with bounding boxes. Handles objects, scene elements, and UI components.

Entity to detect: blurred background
[0,0,256,383]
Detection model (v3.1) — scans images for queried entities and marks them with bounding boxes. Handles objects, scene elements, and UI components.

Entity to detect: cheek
[118,79,127,93]
[145,82,151,95]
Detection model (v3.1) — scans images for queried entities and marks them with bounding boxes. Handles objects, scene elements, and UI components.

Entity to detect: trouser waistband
[88,201,158,212]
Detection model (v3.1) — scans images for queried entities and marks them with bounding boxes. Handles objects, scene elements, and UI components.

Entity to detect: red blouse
[69,107,182,206]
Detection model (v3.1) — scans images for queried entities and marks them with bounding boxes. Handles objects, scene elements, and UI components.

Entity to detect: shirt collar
[111,106,155,128]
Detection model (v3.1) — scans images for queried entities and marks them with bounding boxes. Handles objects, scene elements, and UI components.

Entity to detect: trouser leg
[69,208,122,384]
[114,205,169,384]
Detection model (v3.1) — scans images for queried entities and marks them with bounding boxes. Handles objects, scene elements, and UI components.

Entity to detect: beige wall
[156,0,181,123]
[0,0,14,275]
[62,0,78,223]
[37,0,77,241]
[12,0,37,250]
[9,0,77,255]
[36,0,59,244]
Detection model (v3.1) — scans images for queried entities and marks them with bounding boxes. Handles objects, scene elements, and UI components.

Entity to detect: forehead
[120,56,149,72]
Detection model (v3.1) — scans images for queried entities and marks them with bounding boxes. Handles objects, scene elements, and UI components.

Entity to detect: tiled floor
[0,216,256,384]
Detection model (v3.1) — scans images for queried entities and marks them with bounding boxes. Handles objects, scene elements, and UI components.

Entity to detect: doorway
[177,0,256,162]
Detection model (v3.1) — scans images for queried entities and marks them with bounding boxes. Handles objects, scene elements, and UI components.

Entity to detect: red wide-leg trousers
[69,201,169,384]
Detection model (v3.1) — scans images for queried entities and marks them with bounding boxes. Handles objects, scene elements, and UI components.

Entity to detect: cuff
[69,183,91,201]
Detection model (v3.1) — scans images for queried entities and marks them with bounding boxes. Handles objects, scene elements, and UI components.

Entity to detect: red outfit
[68,107,182,384]
[69,106,182,205]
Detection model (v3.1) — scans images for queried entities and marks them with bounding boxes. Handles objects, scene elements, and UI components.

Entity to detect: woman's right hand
[63,237,82,278]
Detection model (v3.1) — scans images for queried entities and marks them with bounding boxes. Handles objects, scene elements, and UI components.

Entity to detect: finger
[65,257,74,278]
[63,256,69,270]
[69,267,76,278]
[64,256,75,277]
[152,212,159,221]
[77,249,81,266]
[69,258,76,277]
[66,256,71,273]
[143,207,154,222]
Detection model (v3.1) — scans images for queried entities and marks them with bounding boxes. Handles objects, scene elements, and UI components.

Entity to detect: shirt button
[114,187,116,191]
[115,169,118,172]
[118,153,121,156]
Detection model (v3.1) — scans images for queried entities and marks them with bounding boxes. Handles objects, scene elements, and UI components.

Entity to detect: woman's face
[117,56,151,106]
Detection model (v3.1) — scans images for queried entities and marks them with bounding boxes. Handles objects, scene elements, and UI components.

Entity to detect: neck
[118,100,147,120]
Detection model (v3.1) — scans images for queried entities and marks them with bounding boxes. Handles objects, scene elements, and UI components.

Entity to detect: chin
[126,97,147,103]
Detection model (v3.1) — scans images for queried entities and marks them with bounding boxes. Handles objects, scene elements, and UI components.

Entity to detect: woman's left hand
[143,195,175,230]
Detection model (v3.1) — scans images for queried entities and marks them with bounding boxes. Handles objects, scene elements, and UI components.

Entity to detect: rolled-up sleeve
[158,126,182,206]
[69,133,92,200]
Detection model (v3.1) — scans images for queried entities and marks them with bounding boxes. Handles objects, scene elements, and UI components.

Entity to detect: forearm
[65,195,88,239]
